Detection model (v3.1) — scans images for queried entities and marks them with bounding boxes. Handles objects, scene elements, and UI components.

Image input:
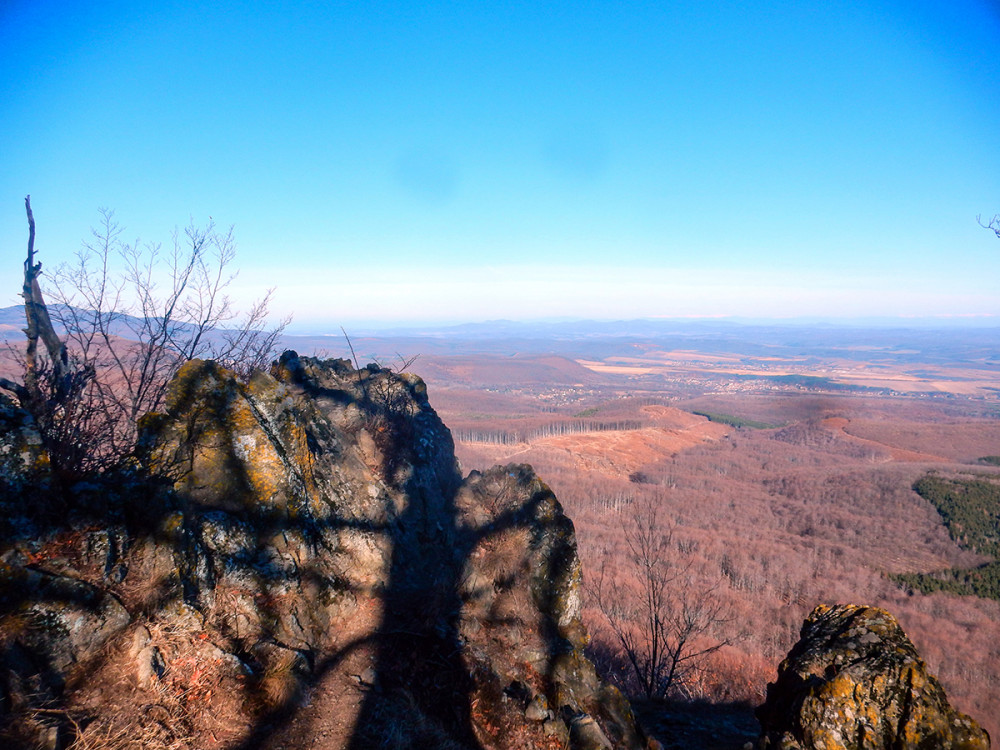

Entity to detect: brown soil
[249,597,382,750]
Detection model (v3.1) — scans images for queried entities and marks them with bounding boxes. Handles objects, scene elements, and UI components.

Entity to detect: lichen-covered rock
[0,564,130,675]
[0,561,131,748]
[756,603,990,750]
[0,396,48,484]
[142,358,356,520]
[453,465,644,750]
[0,396,51,542]
[1,354,644,749]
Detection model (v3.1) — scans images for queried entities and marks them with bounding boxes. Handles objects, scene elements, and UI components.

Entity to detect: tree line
[892,473,1000,600]
[452,419,645,445]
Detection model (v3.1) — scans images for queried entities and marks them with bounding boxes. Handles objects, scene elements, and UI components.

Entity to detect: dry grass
[259,647,306,711]
[70,710,195,750]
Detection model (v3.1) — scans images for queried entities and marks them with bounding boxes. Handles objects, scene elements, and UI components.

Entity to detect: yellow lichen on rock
[756,604,990,750]
[144,360,327,517]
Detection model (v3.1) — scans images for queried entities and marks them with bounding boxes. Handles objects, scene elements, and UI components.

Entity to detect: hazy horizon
[280,312,1000,337]
[4,300,998,337]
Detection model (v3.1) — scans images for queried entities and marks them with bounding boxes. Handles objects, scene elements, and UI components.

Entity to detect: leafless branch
[589,495,732,700]
[977,213,1000,240]
[3,201,288,476]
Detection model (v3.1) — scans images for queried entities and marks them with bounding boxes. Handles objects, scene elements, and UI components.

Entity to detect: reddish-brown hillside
[842,418,1000,463]
[428,366,1000,742]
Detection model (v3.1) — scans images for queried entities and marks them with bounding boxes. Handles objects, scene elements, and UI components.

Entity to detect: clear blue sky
[2,0,999,329]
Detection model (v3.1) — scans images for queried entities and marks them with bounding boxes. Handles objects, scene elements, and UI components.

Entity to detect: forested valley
[407,342,1000,742]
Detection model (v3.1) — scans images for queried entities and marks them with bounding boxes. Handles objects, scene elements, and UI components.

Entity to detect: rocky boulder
[756,603,990,749]
[0,354,645,749]
[0,396,50,523]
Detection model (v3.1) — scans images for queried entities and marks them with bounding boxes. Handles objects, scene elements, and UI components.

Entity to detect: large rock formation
[0,395,49,502]
[756,603,990,750]
[0,354,643,749]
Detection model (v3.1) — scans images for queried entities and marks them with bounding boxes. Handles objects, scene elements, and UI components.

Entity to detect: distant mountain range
[0,304,196,338]
[290,317,1000,367]
[4,305,998,369]
[315,315,1000,338]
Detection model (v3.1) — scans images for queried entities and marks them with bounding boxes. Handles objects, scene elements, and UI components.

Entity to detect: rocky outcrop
[0,354,643,749]
[2,355,987,750]
[756,603,990,750]
[0,396,49,507]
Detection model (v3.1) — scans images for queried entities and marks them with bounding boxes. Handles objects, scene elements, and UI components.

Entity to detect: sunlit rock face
[756,604,990,750]
[0,354,644,749]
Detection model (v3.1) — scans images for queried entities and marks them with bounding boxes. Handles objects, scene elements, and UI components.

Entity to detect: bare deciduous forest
[403,342,1000,740]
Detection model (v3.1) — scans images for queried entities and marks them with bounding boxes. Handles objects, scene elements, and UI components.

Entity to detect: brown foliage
[436,378,1000,738]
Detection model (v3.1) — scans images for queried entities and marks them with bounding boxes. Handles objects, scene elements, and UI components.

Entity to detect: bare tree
[1,197,288,476]
[978,213,1000,240]
[0,197,99,475]
[590,497,733,701]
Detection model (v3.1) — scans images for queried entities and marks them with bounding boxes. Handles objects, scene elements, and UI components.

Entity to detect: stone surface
[0,354,646,749]
[756,603,990,750]
[0,396,48,485]
[0,396,51,546]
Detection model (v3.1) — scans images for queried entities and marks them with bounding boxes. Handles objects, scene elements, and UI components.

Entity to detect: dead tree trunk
[20,195,71,404]
[0,197,65,404]
[1,196,87,465]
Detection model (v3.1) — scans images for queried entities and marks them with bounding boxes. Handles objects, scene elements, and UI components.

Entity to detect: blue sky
[2,0,999,329]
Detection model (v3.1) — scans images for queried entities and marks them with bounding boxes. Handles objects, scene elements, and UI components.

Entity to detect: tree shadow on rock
[1,354,641,750]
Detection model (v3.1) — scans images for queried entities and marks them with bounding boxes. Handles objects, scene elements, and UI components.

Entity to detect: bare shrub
[1,197,288,477]
[978,212,1000,240]
[590,496,734,700]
